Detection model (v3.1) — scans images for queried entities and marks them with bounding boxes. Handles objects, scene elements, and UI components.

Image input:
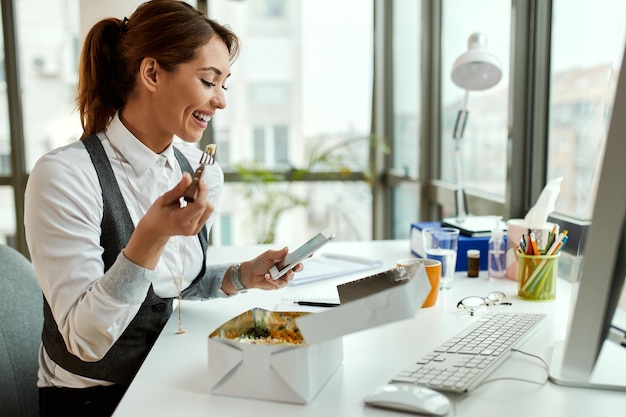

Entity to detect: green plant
[234,134,388,244]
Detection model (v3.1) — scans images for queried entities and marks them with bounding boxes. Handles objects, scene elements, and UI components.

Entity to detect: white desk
[113,240,626,417]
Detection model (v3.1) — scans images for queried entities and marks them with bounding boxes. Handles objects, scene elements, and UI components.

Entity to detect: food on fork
[183,144,217,203]
[205,143,217,165]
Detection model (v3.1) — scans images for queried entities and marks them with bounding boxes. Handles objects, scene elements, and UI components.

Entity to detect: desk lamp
[443,32,502,234]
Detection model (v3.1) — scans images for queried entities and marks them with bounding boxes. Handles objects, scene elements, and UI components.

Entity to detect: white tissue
[524,177,562,229]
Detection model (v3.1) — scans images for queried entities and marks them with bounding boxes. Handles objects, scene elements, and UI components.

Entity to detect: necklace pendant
[173,276,182,288]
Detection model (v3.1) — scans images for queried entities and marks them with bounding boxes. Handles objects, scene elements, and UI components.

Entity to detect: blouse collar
[105,111,179,176]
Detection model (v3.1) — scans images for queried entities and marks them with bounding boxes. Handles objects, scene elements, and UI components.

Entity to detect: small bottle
[488,217,506,279]
[467,249,480,278]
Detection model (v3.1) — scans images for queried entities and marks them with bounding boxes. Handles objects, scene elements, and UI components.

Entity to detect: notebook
[441,215,506,237]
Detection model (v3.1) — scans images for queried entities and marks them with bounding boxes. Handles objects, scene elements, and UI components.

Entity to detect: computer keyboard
[390,312,546,393]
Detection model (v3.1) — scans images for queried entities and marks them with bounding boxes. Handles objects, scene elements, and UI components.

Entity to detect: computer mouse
[363,383,451,416]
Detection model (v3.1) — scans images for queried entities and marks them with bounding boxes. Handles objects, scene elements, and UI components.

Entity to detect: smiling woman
[76,0,240,147]
[24,2,305,416]
[138,37,232,147]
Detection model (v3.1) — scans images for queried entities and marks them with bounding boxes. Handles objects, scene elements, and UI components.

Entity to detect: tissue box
[410,222,503,271]
[208,264,429,404]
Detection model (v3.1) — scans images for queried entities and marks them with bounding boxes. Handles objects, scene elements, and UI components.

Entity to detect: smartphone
[269,229,335,280]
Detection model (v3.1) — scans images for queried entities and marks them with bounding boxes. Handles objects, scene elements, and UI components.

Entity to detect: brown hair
[77,0,240,138]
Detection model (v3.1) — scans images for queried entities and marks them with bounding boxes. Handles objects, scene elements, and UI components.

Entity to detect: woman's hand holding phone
[268,229,335,280]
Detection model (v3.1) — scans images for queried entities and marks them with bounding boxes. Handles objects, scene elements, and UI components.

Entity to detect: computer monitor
[548,42,626,391]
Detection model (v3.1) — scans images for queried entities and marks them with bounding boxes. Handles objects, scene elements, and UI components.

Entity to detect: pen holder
[517,252,560,301]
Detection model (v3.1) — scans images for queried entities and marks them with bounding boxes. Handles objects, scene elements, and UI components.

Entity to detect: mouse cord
[451,348,549,417]
[479,348,550,386]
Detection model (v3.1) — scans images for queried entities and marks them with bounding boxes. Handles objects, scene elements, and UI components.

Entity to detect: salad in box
[207,262,430,403]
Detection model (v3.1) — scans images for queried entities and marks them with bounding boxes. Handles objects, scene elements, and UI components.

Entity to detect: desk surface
[113,240,626,417]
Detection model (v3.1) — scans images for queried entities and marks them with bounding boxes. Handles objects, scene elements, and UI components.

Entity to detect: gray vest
[42,134,207,386]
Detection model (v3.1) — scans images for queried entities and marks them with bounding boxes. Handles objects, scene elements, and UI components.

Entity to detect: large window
[17,0,81,169]
[1,0,373,249]
[2,0,625,255]
[387,0,511,239]
[209,0,374,245]
[547,0,626,220]
[440,0,511,205]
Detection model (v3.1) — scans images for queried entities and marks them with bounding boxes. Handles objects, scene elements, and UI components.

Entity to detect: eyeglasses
[457,291,512,316]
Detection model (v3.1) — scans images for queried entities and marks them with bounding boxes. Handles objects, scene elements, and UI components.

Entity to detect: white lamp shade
[451,33,502,91]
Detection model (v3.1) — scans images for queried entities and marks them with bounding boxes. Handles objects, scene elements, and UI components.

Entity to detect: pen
[545,231,555,254]
[518,236,527,253]
[294,301,340,308]
[529,231,540,256]
[548,230,568,255]
[524,230,532,254]
[551,234,568,255]
[547,233,562,255]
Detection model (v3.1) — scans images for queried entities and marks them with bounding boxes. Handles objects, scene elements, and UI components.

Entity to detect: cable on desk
[479,348,550,387]
[451,349,549,417]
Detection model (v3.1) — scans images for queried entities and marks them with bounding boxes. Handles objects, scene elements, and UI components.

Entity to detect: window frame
[373,0,588,257]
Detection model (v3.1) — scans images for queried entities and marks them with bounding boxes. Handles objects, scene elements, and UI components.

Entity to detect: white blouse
[24,113,228,388]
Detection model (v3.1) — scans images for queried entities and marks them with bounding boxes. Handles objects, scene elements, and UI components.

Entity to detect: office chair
[0,245,42,417]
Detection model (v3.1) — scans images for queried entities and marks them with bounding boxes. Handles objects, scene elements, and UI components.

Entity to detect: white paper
[289,252,383,285]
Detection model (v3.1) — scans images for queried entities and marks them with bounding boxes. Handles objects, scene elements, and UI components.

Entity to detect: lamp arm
[453,91,470,140]
[454,139,468,221]
[453,109,469,140]
[453,90,471,221]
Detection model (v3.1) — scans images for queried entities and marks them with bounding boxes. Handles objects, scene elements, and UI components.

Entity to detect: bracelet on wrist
[229,263,247,293]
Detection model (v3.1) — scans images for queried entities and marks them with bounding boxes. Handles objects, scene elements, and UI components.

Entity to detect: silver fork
[183,144,216,203]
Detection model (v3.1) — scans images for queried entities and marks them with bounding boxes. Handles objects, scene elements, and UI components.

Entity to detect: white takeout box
[207,263,430,404]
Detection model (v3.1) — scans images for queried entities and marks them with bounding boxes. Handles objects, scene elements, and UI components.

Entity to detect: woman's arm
[25,144,154,361]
